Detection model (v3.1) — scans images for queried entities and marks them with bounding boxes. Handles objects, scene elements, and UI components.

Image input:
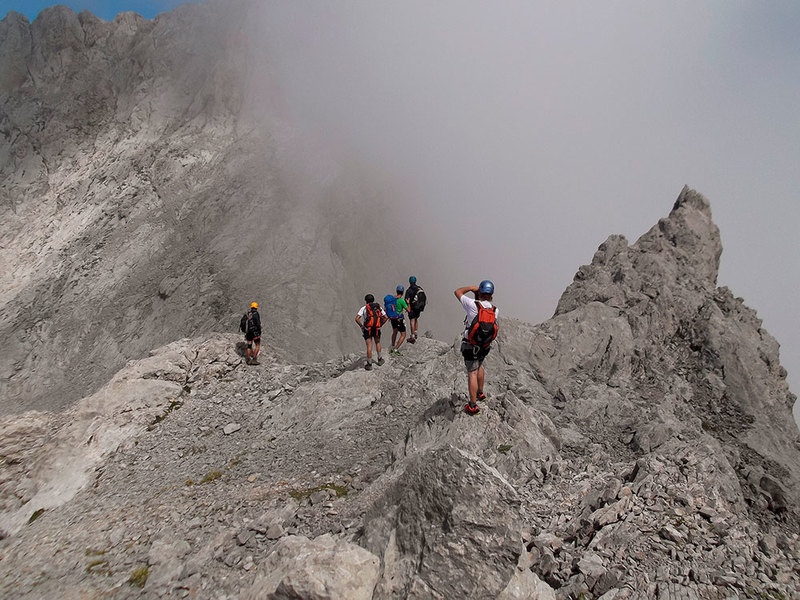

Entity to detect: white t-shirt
[460,295,498,339]
[357,304,388,322]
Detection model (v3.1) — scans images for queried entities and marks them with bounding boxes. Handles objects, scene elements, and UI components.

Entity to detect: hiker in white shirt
[355,294,388,370]
[454,281,498,415]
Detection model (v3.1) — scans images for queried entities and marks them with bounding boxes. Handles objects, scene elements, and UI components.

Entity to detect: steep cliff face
[0,4,394,414]
[543,187,799,509]
[1,190,798,599]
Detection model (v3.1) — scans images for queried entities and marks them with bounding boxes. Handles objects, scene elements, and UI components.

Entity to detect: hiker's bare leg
[365,338,373,361]
[396,331,406,349]
[375,338,382,355]
[477,365,485,394]
[391,329,398,348]
[467,369,479,404]
[246,342,252,361]
[411,318,418,338]
[253,341,260,361]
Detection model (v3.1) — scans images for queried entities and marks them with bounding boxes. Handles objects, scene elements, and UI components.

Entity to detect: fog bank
[243,2,799,416]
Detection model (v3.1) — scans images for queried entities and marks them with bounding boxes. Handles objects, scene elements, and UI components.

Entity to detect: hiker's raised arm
[454,285,478,299]
[355,315,362,327]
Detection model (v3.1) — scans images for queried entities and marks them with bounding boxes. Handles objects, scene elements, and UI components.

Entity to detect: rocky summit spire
[556,186,722,318]
[638,185,722,285]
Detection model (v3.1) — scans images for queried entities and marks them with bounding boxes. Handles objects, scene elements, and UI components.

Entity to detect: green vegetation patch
[289,482,348,500]
[200,470,223,484]
[27,508,45,524]
[148,399,183,430]
[748,591,787,600]
[128,565,150,588]
[497,444,513,455]
[86,559,112,576]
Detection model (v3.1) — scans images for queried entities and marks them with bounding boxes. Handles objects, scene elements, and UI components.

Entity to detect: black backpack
[410,287,427,312]
[240,310,258,335]
[363,302,383,328]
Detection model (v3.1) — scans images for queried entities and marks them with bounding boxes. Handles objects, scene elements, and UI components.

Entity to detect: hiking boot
[251,359,260,365]
[408,336,416,344]
[393,348,403,356]
[377,357,385,366]
[476,390,486,402]
[365,362,373,371]
[463,402,481,415]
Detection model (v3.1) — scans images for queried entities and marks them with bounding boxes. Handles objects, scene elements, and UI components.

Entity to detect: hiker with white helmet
[454,281,498,415]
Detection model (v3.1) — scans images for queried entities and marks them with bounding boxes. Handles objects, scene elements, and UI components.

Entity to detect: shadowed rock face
[0,189,798,598]
[0,3,395,414]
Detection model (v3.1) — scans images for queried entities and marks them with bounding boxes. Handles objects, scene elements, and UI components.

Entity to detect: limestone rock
[1,8,799,595]
[361,445,524,598]
[245,534,380,600]
[223,423,241,435]
[0,2,406,416]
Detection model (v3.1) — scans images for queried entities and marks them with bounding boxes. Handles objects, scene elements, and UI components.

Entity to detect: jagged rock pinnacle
[556,186,722,317]
[641,185,722,284]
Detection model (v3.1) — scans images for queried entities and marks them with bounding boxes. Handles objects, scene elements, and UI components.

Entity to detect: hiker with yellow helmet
[239,302,262,365]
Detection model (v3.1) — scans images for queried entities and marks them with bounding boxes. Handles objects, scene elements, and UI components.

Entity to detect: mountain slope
[0,3,395,415]
[1,190,798,599]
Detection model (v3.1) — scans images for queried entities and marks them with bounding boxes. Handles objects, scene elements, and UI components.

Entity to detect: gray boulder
[361,445,524,599]
[245,534,380,600]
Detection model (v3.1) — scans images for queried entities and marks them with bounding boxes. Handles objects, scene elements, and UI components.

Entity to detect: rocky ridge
[1,190,799,599]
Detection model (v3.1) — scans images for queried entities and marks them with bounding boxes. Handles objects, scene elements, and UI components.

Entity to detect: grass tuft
[289,482,349,500]
[128,565,149,588]
[27,509,45,524]
[200,470,223,484]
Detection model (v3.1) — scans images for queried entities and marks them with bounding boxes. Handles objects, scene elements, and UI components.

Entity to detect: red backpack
[466,301,497,347]
[363,302,383,328]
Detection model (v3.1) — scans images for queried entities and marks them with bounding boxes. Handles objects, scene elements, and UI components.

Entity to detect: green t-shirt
[394,296,409,317]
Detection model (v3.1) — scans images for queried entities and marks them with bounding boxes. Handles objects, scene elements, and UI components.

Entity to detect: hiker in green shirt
[384,285,410,355]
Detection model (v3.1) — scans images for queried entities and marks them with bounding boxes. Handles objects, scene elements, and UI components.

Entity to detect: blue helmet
[409,276,417,284]
[478,280,494,295]
[396,284,404,293]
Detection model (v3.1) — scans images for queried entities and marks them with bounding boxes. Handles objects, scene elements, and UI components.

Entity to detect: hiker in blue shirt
[384,285,410,355]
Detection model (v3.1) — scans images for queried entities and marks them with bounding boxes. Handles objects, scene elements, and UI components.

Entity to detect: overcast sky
[5,1,798,416]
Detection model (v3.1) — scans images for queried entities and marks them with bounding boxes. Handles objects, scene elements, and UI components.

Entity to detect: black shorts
[408,309,421,319]
[390,317,406,332]
[245,333,261,343]
[461,341,490,372]
[362,326,381,340]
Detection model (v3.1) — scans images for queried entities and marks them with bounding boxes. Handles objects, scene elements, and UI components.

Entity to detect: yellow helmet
[251,302,258,309]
